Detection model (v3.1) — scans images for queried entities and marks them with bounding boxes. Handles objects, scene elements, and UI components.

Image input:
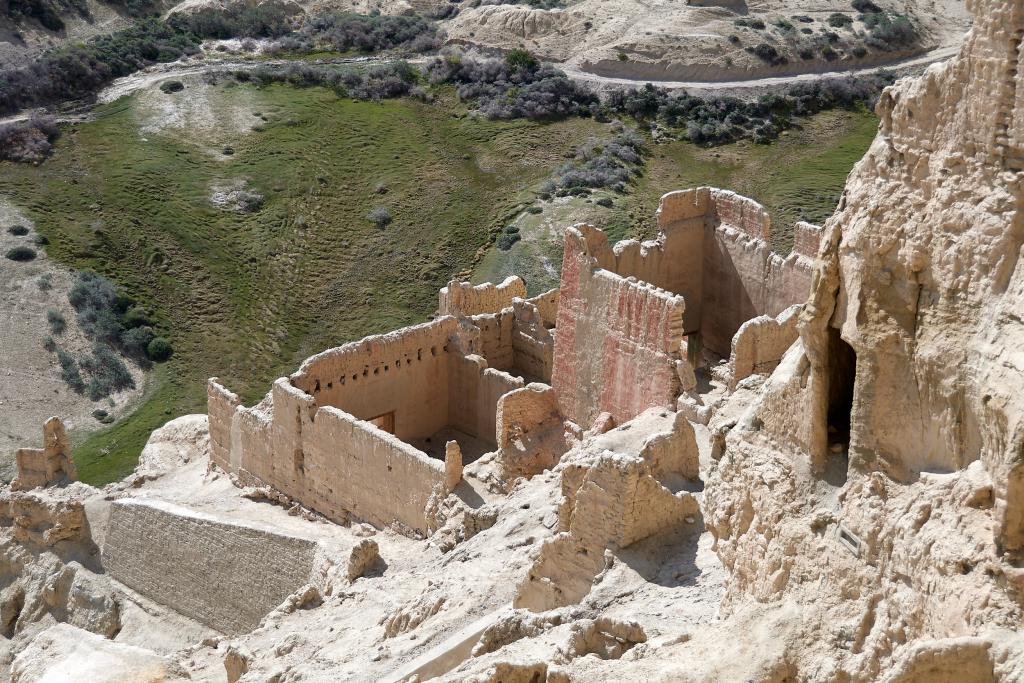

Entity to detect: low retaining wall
[102,499,328,635]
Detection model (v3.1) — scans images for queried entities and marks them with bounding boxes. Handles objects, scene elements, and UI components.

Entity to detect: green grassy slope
[617,108,880,252]
[475,107,879,292]
[1,84,604,483]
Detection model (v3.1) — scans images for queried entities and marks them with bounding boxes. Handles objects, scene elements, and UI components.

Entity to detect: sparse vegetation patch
[0,116,60,163]
[271,11,441,54]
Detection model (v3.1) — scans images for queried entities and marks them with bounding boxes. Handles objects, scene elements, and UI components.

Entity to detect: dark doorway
[826,327,856,447]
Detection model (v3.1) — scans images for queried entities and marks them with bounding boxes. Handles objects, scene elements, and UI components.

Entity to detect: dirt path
[559,44,962,93]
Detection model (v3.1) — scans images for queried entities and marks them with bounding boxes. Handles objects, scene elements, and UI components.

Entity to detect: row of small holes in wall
[312,346,442,393]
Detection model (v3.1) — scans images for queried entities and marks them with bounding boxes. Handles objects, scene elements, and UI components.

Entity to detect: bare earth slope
[447,0,971,83]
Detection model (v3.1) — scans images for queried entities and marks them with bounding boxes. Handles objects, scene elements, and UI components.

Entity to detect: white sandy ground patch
[0,200,145,482]
[131,73,266,154]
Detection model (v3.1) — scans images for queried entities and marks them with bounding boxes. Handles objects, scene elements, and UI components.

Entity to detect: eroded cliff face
[704,0,1024,678]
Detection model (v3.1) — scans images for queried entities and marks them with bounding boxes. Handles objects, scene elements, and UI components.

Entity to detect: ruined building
[206,187,819,537]
[6,0,1023,676]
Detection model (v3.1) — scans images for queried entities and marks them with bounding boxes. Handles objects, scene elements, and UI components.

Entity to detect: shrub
[81,343,135,399]
[828,13,853,28]
[169,2,295,39]
[550,130,645,191]
[159,80,184,93]
[0,116,60,163]
[0,20,201,117]
[596,196,614,208]
[146,336,173,362]
[5,246,36,261]
[821,45,838,60]
[121,325,155,361]
[748,43,786,66]
[92,408,114,424]
[864,13,917,51]
[496,232,521,250]
[526,206,542,214]
[56,349,85,393]
[234,190,264,213]
[288,11,439,53]
[122,306,151,328]
[37,273,52,291]
[367,206,392,228]
[7,225,28,236]
[505,48,538,71]
[247,61,418,101]
[425,52,598,121]
[43,336,56,352]
[773,19,794,31]
[69,271,118,321]
[34,234,49,246]
[852,45,868,58]
[793,15,814,23]
[617,52,628,61]
[47,309,66,335]
[734,18,766,30]
[852,0,881,12]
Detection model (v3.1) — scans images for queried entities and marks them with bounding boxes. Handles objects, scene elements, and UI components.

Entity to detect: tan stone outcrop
[703,0,1024,677]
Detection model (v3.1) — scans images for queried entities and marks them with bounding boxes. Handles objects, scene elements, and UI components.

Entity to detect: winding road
[559,44,961,93]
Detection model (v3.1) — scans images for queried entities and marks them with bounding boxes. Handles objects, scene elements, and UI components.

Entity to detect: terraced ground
[1,79,877,484]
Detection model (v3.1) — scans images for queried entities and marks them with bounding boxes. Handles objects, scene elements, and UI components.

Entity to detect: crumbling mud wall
[552,191,819,425]
[703,0,1024,677]
[291,319,456,442]
[495,383,566,482]
[439,276,527,317]
[517,409,701,612]
[207,316,535,535]
[12,417,77,491]
[728,305,801,389]
[102,499,328,635]
[552,224,687,427]
[448,354,525,448]
[467,300,556,384]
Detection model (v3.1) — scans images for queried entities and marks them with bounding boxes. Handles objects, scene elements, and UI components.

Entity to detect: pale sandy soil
[446,0,971,84]
[0,200,145,482]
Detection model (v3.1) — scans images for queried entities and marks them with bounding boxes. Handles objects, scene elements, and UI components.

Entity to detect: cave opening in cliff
[826,326,857,450]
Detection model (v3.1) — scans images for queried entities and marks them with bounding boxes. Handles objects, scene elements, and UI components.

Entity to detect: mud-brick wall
[438,275,527,317]
[290,319,455,442]
[448,354,524,445]
[102,499,328,635]
[302,407,447,534]
[526,289,559,329]
[553,225,686,426]
[469,310,516,371]
[207,379,241,472]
